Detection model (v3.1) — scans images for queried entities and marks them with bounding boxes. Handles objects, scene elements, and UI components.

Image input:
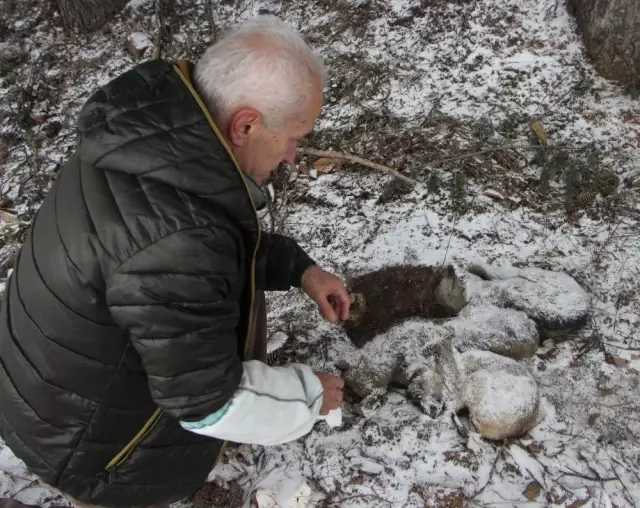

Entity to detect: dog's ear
[347,292,367,323]
[435,270,467,315]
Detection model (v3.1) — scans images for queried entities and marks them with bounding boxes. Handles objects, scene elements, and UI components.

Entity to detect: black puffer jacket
[0,60,314,507]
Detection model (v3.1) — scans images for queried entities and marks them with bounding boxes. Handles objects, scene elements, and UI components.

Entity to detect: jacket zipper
[173,61,262,465]
[173,61,262,358]
[104,408,163,475]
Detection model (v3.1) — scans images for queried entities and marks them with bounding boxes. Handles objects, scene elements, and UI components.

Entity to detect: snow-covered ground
[1,0,639,506]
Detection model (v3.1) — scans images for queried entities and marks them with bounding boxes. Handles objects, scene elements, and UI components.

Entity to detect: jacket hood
[75,59,261,228]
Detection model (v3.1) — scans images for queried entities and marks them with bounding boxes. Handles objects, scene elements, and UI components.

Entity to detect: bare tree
[569,0,640,84]
[56,0,126,33]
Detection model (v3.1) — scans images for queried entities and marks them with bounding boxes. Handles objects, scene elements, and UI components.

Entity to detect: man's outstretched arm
[106,227,339,445]
[256,233,351,322]
[255,232,315,291]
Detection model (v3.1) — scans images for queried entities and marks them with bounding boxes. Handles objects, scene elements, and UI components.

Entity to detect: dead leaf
[566,496,590,508]
[526,442,545,455]
[394,155,407,171]
[605,351,628,368]
[0,210,17,223]
[29,113,45,124]
[588,413,600,426]
[349,476,365,486]
[529,118,548,145]
[125,40,146,61]
[537,348,557,361]
[523,481,541,501]
[313,157,338,173]
[614,356,628,367]
[482,188,504,200]
[615,292,632,308]
[631,354,640,361]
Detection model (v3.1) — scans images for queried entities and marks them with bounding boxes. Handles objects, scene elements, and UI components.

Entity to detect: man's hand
[301,265,350,322]
[315,372,344,415]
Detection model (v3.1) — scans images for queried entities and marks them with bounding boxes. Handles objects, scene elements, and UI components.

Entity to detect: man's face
[225,79,323,185]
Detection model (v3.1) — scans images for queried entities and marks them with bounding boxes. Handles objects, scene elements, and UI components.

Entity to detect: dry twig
[263,185,276,234]
[468,443,504,500]
[298,148,416,184]
[429,144,559,168]
[9,479,38,498]
[558,466,616,483]
[205,0,217,42]
[610,457,638,508]
[327,489,394,507]
[152,0,165,60]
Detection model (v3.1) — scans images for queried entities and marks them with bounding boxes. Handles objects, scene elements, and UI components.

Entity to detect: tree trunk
[56,0,126,33]
[568,0,640,84]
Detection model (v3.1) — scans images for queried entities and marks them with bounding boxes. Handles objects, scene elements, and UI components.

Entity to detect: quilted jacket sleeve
[106,226,244,422]
[255,233,315,291]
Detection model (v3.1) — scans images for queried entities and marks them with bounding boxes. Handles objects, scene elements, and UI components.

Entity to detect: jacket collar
[175,60,266,212]
[244,175,267,211]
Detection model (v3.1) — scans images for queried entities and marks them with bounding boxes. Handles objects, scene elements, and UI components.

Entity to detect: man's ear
[227,108,261,147]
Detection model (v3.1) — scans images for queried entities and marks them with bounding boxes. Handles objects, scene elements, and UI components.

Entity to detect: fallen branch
[152,0,165,60]
[298,148,416,184]
[428,143,564,168]
[558,465,616,483]
[509,442,550,490]
[610,457,639,508]
[9,479,38,498]
[205,0,217,42]
[0,469,35,483]
[469,443,504,499]
[328,489,394,507]
[263,184,276,234]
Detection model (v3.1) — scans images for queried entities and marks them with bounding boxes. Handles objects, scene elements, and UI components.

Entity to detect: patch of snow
[254,481,312,508]
[128,31,153,51]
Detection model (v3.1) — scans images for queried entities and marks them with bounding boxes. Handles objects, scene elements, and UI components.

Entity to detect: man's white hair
[194,15,326,130]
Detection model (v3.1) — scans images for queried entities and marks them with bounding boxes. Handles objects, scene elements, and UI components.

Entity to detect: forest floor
[1,0,640,506]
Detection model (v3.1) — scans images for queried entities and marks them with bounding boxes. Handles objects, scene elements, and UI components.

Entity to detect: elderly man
[0,15,349,508]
